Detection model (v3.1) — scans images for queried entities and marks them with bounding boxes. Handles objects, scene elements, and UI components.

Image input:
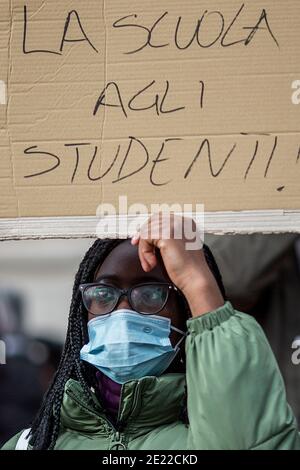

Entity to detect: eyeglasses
[79,282,182,316]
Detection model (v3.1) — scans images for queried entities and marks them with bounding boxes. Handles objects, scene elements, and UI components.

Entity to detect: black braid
[28,238,226,448]
[29,238,125,449]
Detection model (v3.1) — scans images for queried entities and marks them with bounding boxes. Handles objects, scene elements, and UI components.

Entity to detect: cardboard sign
[0,1,300,228]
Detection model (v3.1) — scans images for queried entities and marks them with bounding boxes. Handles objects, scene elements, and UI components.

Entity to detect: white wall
[0,239,93,342]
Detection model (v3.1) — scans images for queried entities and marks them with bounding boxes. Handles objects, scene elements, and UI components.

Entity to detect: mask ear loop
[171,325,188,336]
[170,327,188,366]
[170,325,188,351]
[160,329,187,373]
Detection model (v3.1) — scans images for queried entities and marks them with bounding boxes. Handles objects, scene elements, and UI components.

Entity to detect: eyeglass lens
[82,284,169,315]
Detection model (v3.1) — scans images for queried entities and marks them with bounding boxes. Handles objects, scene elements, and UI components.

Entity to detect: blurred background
[0,238,91,445]
[0,234,299,446]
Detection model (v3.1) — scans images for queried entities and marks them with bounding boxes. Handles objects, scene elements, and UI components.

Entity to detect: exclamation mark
[0,80,6,105]
[0,340,6,365]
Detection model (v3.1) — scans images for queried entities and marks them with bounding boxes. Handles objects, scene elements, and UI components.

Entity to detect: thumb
[138,238,158,272]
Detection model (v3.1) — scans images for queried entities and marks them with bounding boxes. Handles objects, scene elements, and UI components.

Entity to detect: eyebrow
[95,274,165,283]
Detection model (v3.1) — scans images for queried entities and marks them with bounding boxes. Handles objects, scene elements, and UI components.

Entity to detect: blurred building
[0,239,92,341]
[0,239,91,445]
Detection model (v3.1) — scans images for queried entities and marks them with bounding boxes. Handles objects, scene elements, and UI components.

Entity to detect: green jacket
[2,301,300,450]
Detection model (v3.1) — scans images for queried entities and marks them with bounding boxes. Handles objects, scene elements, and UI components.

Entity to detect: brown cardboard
[1,0,300,220]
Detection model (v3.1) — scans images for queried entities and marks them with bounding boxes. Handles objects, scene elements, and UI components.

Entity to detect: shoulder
[1,429,31,450]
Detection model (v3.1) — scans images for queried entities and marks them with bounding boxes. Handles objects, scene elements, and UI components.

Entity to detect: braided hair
[28,238,226,449]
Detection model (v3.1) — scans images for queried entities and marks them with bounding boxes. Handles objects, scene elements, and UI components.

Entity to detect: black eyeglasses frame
[79,281,184,316]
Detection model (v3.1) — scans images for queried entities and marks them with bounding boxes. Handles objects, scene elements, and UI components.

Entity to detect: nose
[115,292,132,311]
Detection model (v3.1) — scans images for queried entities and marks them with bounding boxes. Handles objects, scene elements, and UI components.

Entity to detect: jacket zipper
[115,380,141,428]
[129,380,142,420]
[66,388,118,432]
[67,388,125,449]
[109,380,141,449]
[67,381,141,449]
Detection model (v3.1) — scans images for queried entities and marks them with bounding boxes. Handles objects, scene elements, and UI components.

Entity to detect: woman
[2,213,300,450]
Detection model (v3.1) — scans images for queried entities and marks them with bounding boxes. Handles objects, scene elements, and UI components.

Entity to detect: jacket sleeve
[185,301,300,450]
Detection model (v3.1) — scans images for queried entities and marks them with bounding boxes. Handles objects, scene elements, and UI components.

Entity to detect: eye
[132,285,168,313]
[85,286,116,304]
[142,287,164,301]
[95,287,115,302]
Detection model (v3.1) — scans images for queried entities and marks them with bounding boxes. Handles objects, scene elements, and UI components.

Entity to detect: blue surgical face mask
[80,308,187,384]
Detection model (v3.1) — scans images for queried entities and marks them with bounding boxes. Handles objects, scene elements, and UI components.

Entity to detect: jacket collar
[60,373,186,434]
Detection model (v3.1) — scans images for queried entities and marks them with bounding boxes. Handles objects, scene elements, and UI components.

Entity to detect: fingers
[131,232,140,245]
[131,217,159,272]
[131,211,198,270]
[138,238,157,271]
[131,231,157,272]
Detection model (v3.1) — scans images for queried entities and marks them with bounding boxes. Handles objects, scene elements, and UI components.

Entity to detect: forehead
[94,239,171,284]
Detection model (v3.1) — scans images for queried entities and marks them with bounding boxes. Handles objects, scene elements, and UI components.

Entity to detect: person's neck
[95,371,122,422]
